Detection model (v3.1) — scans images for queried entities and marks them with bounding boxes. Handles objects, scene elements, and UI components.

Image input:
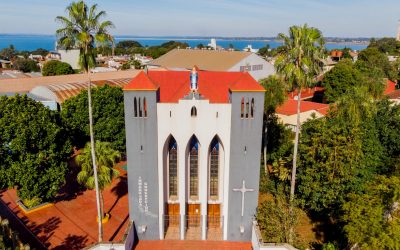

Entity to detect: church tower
[397,19,400,41]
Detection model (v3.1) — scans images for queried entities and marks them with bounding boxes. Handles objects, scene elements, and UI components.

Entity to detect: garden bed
[16,199,53,215]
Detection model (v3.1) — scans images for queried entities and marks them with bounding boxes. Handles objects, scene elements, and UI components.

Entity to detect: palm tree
[76,141,120,225]
[274,24,325,243]
[55,1,114,242]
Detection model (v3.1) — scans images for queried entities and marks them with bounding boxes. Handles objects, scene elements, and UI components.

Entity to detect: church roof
[123,70,265,103]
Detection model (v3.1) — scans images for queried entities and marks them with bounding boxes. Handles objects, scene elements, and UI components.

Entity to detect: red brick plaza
[0,162,252,249]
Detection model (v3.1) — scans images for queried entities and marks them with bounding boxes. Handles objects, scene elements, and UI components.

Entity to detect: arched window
[189,136,199,198]
[250,98,255,118]
[245,98,250,118]
[134,97,138,117]
[241,97,244,118]
[209,138,219,199]
[191,106,197,117]
[168,138,178,197]
[138,97,142,117]
[143,97,147,117]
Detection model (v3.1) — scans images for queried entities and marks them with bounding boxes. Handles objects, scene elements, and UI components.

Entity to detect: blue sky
[0,0,399,37]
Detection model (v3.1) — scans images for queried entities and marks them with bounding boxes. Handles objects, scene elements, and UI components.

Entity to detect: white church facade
[123,68,265,241]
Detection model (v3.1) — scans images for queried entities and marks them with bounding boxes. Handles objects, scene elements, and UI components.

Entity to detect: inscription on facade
[138,176,149,213]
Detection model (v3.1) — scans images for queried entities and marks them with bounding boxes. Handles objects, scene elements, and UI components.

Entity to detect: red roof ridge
[230,72,265,92]
[123,71,159,91]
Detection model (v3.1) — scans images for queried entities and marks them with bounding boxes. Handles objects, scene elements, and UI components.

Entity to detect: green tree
[274,24,325,207]
[116,40,142,49]
[61,85,126,153]
[368,37,400,55]
[56,1,115,242]
[260,76,287,173]
[0,95,72,205]
[76,141,120,222]
[42,60,75,76]
[342,176,400,250]
[322,59,362,102]
[12,58,39,72]
[30,48,49,57]
[355,47,397,81]
[0,45,16,60]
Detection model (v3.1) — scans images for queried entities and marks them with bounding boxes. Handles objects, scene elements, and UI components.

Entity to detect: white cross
[233,180,254,217]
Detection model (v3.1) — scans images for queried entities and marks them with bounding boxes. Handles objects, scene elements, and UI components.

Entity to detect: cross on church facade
[233,180,254,217]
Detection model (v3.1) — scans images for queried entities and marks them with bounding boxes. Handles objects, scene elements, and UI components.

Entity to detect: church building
[123,68,265,241]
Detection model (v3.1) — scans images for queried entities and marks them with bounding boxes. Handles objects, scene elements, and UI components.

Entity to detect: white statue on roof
[190,67,198,92]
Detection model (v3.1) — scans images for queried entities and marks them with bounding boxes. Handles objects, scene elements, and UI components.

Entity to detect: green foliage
[260,76,287,115]
[12,58,39,72]
[323,59,362,102]
[30,48,49,57]
[116,40,142,49]
[22,197,42,208]
[42,60,74,76]
[0,216,30,250]
[257,194,302,244]
[121,62,131,70]
[342,176,400,249]
[56,1,114,72]
[61,85,126,152]
[0,45,16,60]
[76,141,120,191]
[0,95,72,201]
[368,37,400,55]
[355,47,397,81]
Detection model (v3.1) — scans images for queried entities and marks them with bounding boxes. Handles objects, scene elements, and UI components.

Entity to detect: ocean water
[0,34,368,52]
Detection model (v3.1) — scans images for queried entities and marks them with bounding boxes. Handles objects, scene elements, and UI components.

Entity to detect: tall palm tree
[76,141,120,225]
[275,24,325,202]
[55,1,114,242]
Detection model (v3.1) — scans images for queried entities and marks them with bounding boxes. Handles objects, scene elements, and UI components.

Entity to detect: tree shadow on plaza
[26,216,62,248]
[55,156,86,202]
[107,175,128,214]
[53,234,89,250]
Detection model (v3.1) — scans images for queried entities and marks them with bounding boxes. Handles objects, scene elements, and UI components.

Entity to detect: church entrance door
[207,204,220,228]
[167,203,180,226]
[187,204,201,227]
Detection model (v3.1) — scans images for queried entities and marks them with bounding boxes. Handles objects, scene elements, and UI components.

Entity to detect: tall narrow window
[250,98,255,118]
[143,97,147,117]
[189,137,199,198]
[169,138,178,198]
[245,98,250,118]
[241,97,244,118]
[210,138,219,198]
[191,106,197,117]
[134,97,138,117]
[138,97,142,117]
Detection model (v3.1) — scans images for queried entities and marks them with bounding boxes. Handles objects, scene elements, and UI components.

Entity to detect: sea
[0,34,368,52]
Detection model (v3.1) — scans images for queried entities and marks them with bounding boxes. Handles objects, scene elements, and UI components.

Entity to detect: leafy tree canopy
[42,60,75,76]
[0,45,16,60]
[12,58,40,73]
[355,47,397,81]
[61,85,126,153]
[368,37,400,55]
[0,95,72,202]
[116,40,142,49]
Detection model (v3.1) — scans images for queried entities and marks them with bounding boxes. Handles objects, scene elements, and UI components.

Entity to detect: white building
[57,49,80,69]
[149,49,275,81]
[208,39,217,50]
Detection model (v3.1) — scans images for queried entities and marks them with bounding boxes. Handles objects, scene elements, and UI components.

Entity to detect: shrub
[12,58,39,72]
[42,60,74,76]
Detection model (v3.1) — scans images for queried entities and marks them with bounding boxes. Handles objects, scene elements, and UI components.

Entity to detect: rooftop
[149,48,253,71]
[277,99,330,116]
[124,70,265,103]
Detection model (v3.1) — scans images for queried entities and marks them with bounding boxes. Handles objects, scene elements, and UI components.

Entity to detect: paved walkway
[0,164,129,249]
[134,240,252,250]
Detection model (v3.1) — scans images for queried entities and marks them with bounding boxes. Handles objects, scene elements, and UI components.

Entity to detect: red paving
[135,240,252,250]
[0,164,129,249]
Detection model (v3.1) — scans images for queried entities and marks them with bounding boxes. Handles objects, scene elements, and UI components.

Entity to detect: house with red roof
[123,69,265,242]
[276,99,330,131]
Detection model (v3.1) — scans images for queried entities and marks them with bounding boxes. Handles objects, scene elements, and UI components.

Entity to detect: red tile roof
[384,79,397,95]
[277,99,330,116]
[288,87,325,100]
[123,70,265,103]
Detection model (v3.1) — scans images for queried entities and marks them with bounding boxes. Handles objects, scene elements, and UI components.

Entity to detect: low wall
[252,221,298,250]
[85,221,135,250]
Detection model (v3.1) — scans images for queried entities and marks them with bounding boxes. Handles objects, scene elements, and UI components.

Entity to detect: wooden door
[167,203,180,226]
[187,204,201,227]
[207,204,221,228]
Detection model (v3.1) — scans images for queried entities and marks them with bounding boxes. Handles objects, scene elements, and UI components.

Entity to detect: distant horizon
[0,33,390,40]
